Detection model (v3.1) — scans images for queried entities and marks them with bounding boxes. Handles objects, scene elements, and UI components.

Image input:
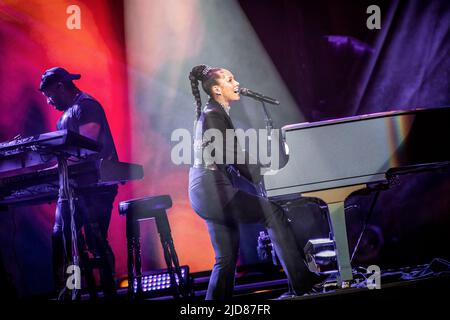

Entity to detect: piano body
[0,129,144,206]
[264,106,450,286]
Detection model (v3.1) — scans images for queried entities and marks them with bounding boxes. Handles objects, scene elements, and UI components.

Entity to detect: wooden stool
[119,195,187,299]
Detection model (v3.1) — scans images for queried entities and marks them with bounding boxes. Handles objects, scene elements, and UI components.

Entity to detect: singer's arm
[204,111,261,183]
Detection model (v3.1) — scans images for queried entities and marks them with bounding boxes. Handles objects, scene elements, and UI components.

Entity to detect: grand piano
[263,106,450,286]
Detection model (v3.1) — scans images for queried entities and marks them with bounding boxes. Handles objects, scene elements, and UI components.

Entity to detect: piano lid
[282,107,433,132]
[264,106,450,198]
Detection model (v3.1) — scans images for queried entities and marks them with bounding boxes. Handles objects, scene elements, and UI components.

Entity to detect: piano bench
[118,195,186,299]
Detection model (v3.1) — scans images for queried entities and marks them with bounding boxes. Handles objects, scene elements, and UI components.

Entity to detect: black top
[192,99,260,181]
[188,99,261,217]
[57,92,118,161]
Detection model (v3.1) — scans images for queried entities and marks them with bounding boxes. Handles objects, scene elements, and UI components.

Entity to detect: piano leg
[303,184,366,288]
[328,201,353,286]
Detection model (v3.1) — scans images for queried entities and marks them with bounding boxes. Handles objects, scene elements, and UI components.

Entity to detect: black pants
[203,190,315,300]
[52,187,117,298]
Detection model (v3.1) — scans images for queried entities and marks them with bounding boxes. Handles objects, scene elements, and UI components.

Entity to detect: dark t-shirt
[56,92,118,161]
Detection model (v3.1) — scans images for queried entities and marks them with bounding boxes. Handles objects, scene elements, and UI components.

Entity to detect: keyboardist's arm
[48,124,100,167]
[79,122,101,142]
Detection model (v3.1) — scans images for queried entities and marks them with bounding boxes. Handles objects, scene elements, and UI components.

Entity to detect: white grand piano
[264,106,450,286]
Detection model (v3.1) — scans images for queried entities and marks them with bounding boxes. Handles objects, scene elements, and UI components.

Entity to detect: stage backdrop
[1,0,450,297]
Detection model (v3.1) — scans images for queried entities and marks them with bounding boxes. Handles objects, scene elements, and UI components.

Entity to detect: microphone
[239,88,280,105]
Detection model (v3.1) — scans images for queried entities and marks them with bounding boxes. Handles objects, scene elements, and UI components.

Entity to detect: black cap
[39,67,81,91]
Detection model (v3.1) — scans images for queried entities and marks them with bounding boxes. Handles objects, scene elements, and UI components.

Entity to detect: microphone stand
[259,100,273,198]
[261,101,273,156]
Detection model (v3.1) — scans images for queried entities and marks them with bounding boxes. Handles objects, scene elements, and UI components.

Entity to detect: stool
[119,195,187,299]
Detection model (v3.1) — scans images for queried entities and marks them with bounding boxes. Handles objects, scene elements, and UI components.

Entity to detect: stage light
[304,238,338,274]
[120,265,190,297]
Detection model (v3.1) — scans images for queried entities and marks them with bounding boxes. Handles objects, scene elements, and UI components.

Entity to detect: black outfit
[188,99,314,300]
[53,91,118,298]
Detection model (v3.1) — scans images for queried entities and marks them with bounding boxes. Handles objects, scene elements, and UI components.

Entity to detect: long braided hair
[189,64,222,121]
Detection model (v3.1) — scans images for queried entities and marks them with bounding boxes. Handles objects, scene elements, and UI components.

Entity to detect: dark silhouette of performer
[40,67,118,299]
[188,64,316,300]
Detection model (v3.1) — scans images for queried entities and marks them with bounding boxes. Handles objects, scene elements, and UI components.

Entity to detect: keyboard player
[39,67,118,299]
